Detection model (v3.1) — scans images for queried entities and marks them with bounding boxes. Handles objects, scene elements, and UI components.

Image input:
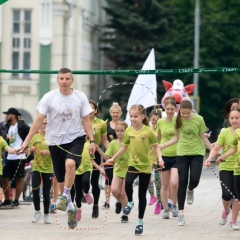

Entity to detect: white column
[39,0,53,46]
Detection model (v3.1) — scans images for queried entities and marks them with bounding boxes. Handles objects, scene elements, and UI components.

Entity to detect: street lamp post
[193,0,200,103]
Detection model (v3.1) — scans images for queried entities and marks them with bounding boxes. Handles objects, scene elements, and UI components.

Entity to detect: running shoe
[135,224,143,235]
[67,207,77,229]
[1,200,13,208]
[123,203,134,215]
[162,210,170,219]
[115,202,122,214]
[154,203,162,215]
[149,196,157,205]
[172,205,178,217]
[187,189,194,205]
[230,220,240,230]
[92,205,99,218]
[121,215,128,223]
[101,202,110,209]
[84,193,93,205]
[44,214,51,224]
[168,202,172,211]
[12,200,19,208]
[49,204,56,213]
[177,213,185,226]
[219,209,230,225]
[76,208,82,221]
[56,196,68,212]
[32,211,42,223]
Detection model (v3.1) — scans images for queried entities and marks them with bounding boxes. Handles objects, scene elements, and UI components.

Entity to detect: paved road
[1,163,240,240]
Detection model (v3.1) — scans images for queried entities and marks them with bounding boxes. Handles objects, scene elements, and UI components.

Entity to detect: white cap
[172,79,184,90]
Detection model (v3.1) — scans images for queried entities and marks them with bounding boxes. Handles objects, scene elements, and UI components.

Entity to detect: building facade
[0,0,108,124]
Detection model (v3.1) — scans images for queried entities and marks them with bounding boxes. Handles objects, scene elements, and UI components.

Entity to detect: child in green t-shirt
[0,136,18,203]
[208,108,240,230]
[106,105,164,236]
[73,138,105,222]
[97,121,131,221]
[159,100,212,226]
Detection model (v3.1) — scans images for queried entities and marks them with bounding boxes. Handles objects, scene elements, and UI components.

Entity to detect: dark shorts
[49,136,86,183]
[161,156,177,172]
[2,159,26,179]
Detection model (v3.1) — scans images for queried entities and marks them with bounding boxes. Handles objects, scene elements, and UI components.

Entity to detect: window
[12,9,32,78]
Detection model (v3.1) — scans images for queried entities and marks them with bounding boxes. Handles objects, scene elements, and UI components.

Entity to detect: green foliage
[101,0,240,139]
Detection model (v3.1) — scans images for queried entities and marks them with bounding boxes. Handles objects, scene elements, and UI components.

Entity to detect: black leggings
[219,170,237,201]
[91,151,101,205]
[125,166,151,219]
[177,155,203,210]
[32,171,52,214]
[234,175,240,200]
[71,171,91,208]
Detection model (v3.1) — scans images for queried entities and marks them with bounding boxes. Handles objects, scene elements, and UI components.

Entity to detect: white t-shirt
[37,89,92,145]
[7,123,26,160]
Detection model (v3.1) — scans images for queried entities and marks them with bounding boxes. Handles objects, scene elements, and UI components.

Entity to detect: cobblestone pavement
[1,163,240,240]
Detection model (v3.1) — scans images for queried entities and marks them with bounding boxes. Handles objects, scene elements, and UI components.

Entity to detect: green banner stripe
[0,67,238,75]
[0,0,8,5]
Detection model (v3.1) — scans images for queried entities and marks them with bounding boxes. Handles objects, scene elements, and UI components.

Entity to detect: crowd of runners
[0,68,239,235]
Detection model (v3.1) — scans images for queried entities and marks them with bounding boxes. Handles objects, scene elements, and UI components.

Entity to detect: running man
[20,68,95,229]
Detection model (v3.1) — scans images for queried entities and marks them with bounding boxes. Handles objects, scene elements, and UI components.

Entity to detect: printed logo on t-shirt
[140,134,147,141]
[129,136,135,139]
[181,124,195,139]
[56,108,73,121]
[163,127,175,140]
[9,131,17,144]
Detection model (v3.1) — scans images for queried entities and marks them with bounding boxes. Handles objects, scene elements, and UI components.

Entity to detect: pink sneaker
[219,209,230,225]
[154,203,162,215]
[76,209,82,221]
[149,196,157,205]
[230,220,240,230]
[84,193,93,205]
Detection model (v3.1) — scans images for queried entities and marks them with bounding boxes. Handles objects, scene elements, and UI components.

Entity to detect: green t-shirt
[157,118,177,157]
[30,133,53,173]
[75,141,94,175]
[216,128,237,172]
[232,129,240,176]
[92,117,107,145]
[122,125,158,174]
[105,139,131,178]
[175,114,206,156]
[0,137,8,175]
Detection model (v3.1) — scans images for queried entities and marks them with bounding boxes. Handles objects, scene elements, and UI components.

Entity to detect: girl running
[159,100,212,226]
[89,100,109,218]
[107,104,164,235]
[72,137,105,221]
[102,102,122,210]
[148,107,162,214]
[157,99,178,219]
[206,108,240,230]
[97,121,131,221]
[30,118,53,224]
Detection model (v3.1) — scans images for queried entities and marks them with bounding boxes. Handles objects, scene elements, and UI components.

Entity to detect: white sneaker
[162,210,170,219]
[44,214,51,224]
[219,209,230,225]
[32,211,42,223]
[187,189,194,205]
[230,220,240,230]
[177,213,185,226]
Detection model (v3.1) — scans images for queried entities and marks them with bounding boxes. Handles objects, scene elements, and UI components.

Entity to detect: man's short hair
[58,68,73,79]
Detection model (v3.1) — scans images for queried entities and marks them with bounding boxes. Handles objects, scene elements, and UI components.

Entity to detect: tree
[101,0,240,138]
[101,0,175,116]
